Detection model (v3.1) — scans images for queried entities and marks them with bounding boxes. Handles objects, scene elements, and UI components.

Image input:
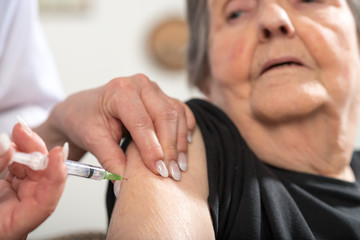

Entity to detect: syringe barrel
[66,160,105,180]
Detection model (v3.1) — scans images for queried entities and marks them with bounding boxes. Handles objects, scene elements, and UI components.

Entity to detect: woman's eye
[228,10,244,20]
[225,0,254,22]
[301,0,316,2]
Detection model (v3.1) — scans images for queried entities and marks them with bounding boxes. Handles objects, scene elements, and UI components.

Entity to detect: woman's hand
[0,124,67,240]
[36,74,195,180]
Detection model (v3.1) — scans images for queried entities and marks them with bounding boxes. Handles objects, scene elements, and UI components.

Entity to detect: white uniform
[0,0,64,133]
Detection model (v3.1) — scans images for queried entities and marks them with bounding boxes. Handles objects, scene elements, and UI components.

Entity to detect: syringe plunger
[10,151,48,170]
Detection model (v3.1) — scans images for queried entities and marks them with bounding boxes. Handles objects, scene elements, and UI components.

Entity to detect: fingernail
[169,160,181,181]
[0,133,11,156]
[113,181,120,198]
[178,152,188,171]
[16,116,32,134]
[156,160,169,178]
[187,131,192,143]
[62,142,69,162]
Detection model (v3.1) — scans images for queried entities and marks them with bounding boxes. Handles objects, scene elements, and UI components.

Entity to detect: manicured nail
[169,160,181,181]
[187,131,192,143]
[156,160,168,178]
[16,116,32,134]
[62,142,69,162]
[113,181,120,198]
[178,152,188,171]
[0,133,11,156]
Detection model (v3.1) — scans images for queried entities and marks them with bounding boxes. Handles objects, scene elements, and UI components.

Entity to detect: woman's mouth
[260,57,304,75]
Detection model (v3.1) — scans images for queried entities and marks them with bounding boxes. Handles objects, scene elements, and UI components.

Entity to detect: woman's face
[207,0,360,123]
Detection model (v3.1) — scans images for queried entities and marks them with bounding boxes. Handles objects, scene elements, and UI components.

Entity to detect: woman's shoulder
[352,150,360,174]
[107,126,215,239]
[354,150,360,157]
[186,98,234,125]
[186,98,246,147]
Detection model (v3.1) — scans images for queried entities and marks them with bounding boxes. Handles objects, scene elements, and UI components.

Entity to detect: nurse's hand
[0,134,12,174]
[0,124,67,240]
[35,74,195,181]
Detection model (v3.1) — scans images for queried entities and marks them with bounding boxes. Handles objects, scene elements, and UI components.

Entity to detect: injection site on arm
[107,127,214,239]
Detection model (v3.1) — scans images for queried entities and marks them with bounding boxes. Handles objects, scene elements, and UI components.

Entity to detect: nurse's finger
[12,121,48,154]
[86,137,127,177]
[0,133,12,173]
[103,76,165,177]
[140,82,180,180]
[151,82,196,172]
[13,146,66,236]
[39,146,67,206]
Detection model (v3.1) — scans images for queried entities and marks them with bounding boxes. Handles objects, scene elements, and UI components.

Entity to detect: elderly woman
[106,0,360,239]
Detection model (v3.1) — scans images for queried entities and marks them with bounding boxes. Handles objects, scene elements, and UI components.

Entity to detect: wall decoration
[148,18,188,71]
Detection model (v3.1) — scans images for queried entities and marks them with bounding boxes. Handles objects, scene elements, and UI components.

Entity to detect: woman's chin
[251,105,320,123]
[250,86,328,124]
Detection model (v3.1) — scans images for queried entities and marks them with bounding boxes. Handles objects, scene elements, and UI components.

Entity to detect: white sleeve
[0,0,65,133]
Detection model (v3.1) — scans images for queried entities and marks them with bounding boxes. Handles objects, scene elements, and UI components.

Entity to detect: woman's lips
[260,57,304,75]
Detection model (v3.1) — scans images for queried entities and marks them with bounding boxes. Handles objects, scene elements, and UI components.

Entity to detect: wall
[29,0,360,239]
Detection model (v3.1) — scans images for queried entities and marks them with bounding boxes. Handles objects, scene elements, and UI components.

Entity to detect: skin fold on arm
[107,126,215,239]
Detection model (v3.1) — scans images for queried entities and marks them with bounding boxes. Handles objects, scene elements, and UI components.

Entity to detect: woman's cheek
[209,33,249,84]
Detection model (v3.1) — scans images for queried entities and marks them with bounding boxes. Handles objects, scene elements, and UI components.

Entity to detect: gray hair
[186,0,360,92]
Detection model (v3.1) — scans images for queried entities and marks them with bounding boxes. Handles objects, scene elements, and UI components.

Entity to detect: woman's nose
[258,3,295,42]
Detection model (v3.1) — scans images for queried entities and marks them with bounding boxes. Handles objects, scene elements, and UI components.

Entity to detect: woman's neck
[219,100,358,182]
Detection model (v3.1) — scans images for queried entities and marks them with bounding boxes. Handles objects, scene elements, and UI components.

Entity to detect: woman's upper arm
[107,126,215,239]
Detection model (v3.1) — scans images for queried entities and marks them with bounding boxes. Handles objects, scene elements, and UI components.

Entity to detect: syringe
[10,151,126,181]
[66,159,125,181]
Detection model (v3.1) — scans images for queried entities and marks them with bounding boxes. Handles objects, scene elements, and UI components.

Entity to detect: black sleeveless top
[107,98,360,239]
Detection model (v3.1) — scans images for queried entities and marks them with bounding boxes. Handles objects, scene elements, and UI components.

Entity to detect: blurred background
[28,0,360,239]
[29,0,202,239]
